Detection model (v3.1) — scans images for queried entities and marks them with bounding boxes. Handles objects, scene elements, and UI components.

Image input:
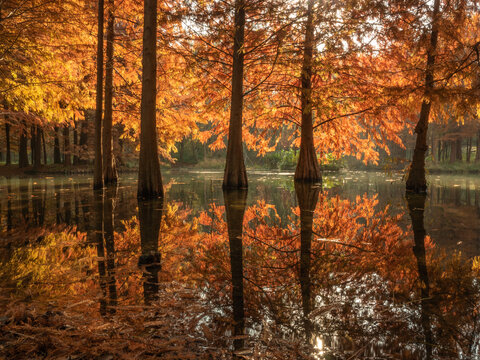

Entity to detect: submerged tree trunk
[223,189,247,351]
[223,0,247,189]
[19,122,29,168]
[406,0,440,193]
[64,125,71,166]
[54,126,62,164]
[103,0,118,185]
[94,0,105,189]
[137,0,163,199]
[5,122,11,165]
[295,0,321,183]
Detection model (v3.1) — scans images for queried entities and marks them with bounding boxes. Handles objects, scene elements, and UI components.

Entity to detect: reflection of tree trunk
[104,186,118,313]
[138,198,164,304]
[406,0,440,193]
[295,182,319,343]
[406,193,433,360]
[54,180,62,223]
[295,0,321,183]
[5,122,11,165]
[20,182,29,223]
[64,181,72,225]
[137,0,163,198]
[93,190,107,316]
[7,177,12,230]
[223,0,248,189]
[224,189,247,351]
[103,0,118,185]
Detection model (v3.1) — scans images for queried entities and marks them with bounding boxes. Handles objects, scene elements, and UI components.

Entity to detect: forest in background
[1,0,480,192]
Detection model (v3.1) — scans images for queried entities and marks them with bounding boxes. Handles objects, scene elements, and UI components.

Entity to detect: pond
[0,170,479,359]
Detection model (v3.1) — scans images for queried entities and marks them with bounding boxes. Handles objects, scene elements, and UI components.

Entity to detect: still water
[0,170,479,359]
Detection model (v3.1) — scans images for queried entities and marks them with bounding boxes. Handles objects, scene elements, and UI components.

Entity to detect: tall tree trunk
[41,129,47,165]
[223,189,247,351]
[19,122,29,168]
[54,126,62,164]
[137,0,163,199]
[103,0,118,185]
[450,140,456,163]
[466,137,472,163]
[456,137,462,161]
[437,140,441,163]
[476,130,480,162]
[79,119,89,165]
[295,0,321,183]
[5,122,11,165]
[64,125,71,166]
[33,125,41,168]
[94,0,105,189]
[406,0,440,193]
[73,121,79,165]
[223,0,248,189]
[30,125,36,165]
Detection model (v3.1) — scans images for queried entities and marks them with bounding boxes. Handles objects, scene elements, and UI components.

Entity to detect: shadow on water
[224,189,247,355]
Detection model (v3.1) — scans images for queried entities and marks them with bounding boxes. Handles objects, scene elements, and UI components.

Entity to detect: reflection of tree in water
[138,197,164,305]
[224,189,247,353]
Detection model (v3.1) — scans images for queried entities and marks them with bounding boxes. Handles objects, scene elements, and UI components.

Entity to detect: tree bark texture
[103,0,118,185]
[406,0,440,193]
[223,0,248,189]
[137,0,163,199]
[94,0,105,189]
[295,0,321,183]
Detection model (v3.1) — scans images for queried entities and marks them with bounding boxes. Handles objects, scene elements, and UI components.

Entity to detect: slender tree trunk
[54,126,61,164]
[406,0,440,193]
[437,140,441,162]
[466,137,472,163]
[33,125,41,168]
[137,0,163,199]
[30,125,36,165]
[73,121,79,165]
[19,122,29,168]
[295,0,321,183]
[450,140,456,163]
[103,0,118,185]
[223,0,247,189]
[64,125,71,166]
[79,119,89,165]
[94,0,105,189]
[41,129,47,165]
[430,133,435,163]
[456,138,462,161]
[5,122,11,165]
[476,130,480,162]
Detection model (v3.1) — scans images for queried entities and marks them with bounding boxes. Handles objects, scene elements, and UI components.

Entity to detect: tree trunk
[94,0,105,189]
[450,140,456,163]
[32,125,42,168]
[5,122,11,165]
[223,189,247,351]
[437,140,441,163]
[137,0,163,199]
[30,125,36,165]
[19,122,29,168]
[64,125,71,166]
[456,137,462,161]
[406,0,440,193]
[103,0,118,185]
[73,121,79,165]
[54,126,61,164]
[476,130,480,162]
[466,137,472,163]
[223,0,248,189]
[79,119,89,165]
[295,0,321,183]
[41,129,47,165]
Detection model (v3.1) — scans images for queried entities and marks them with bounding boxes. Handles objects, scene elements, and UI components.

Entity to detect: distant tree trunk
[30,125,36,165]
[430,134,435,163]
[103,0,118,185]
[466,137,472,163]
[437,140,441,163]
[54,126,61,164]
[295,0,321,183]
[19,122,29,168]
[32,125,41,168]
[223,0,247,189]
[94,0,105,189]
[41,129,47,165]
[137,0,163,199]
[64,125,71,166]
[79,120,89,165]
[456,138,462,161]
[5,122,11,165]
[476,130,480,162]
[406,0,440,193]
[73,121,79,165]
[450,140,456,163]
